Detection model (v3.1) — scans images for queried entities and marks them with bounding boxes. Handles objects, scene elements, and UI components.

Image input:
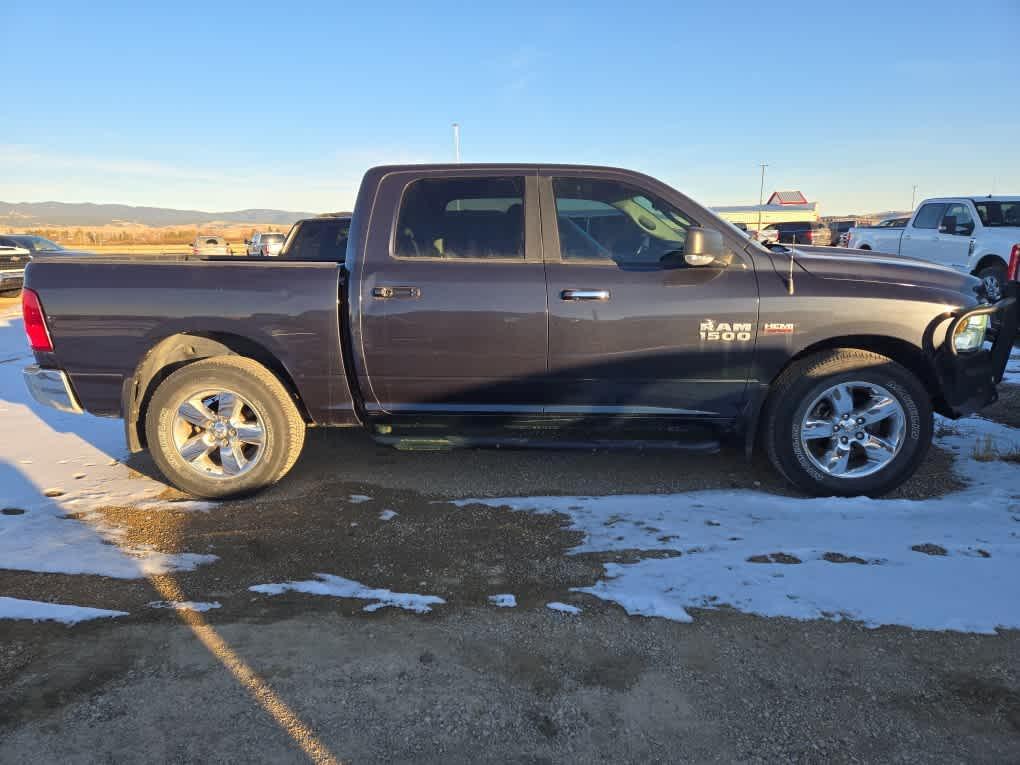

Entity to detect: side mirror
[940,215,957,235]
[684,227,726,266]
[244,239,251,245]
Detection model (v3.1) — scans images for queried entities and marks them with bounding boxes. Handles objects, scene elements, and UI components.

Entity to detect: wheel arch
[124,332,309,452]
[973,253,1007,273]
[772,335,941,398]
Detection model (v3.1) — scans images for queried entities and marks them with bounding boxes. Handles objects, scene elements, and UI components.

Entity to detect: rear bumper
[0,268,24,291]
[23,365,84,414]
[936,297,1018,417]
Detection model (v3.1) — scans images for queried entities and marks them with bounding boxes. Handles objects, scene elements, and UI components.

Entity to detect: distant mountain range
[0,201,318,227]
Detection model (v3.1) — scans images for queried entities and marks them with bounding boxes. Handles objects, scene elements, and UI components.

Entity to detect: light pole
[452,123,461,163]
[911,184,918,210]
[757,162,768,234]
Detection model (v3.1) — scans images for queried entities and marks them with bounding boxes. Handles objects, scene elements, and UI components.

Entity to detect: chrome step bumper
[23,365,83,414]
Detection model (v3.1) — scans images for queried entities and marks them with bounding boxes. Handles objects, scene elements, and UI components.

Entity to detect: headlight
[953,314,989,352]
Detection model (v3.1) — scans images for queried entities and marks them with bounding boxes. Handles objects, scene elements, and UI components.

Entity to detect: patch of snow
[1003,346,1020,385]
[250,574,445,613]
[0,505,217,578]
[379,509,398,521]
[488,593,517,608]
[0,317,219,578]
[546,602,582,615]
[0,596,128,624]
[147,600,221,612]
[136,500,220,513]
[462,416,1020,634]
[348,494,371,504]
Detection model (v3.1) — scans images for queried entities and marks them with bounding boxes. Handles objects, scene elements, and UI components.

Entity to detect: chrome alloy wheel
[171,389,266,478]
[799,381,906,479]
[981,273,1003,302]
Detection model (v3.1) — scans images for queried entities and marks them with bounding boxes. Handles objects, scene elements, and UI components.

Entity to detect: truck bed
[24,257,355,424]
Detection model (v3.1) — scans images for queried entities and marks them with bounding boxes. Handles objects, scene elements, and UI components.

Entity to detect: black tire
[145,356,305,499]
[762,349,933,497]
[976,261,1007,302]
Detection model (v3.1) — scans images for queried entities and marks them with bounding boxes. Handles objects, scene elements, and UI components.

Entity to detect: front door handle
[561,289,610,301]
[372,285,421,299]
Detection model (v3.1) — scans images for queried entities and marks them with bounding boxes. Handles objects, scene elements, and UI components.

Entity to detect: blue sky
[4,0,1018,215]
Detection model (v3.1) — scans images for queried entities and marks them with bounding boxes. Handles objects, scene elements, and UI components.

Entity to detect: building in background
[713,190,818,234]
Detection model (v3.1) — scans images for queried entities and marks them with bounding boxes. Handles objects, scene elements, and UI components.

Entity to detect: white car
[246,232,286,257]
[846,196,1020,299]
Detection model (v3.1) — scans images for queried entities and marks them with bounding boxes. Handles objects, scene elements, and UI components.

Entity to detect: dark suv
[769,221,833,246]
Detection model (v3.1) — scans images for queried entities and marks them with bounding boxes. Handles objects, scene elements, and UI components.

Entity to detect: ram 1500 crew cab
[21,165,1018,499]
[846,196,1020,300]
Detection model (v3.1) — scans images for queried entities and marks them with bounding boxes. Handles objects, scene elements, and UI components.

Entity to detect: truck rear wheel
[763,349,932,497]
[145,356,305,499]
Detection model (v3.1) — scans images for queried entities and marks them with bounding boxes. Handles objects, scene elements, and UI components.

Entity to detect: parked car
[278,214,352,261]
[20,164,1017,500]
[245,232,286,257]
[829,220,857,247]
[845,197,1020,300]
[758,225,779,243]
[765,221,833,246]
[0,242,30,295]
[875,215,911,228]
[0,235,90,295]
[190,236,232,257]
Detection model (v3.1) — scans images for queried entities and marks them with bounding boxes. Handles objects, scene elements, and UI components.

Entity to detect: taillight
[802,230,813,243]
[22,288,54,352]
[1008,244,1020,282]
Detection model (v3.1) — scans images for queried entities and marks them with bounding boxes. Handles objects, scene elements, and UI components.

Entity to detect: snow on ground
[147,600,221,612]
[463,416,1020,634]
[0,310,216,578]
[379,509,398,521]
[0,596,128,624]
[1004,345,1020,385]
[546,602,582,615]
[250,574,446,613]
[488,594,517,608]
[348,494,372,504]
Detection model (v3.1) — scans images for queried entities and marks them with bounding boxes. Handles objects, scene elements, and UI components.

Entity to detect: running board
[372,435,721,453]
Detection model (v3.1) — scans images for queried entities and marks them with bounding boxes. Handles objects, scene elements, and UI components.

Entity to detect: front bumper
[0,268,24,291]
[23,365,84,414]
[936,296,1018,417]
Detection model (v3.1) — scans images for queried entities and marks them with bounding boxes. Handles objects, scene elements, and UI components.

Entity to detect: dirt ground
[1,424,1018,763]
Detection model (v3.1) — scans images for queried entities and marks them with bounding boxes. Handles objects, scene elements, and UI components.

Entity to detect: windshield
[280,218,350,261]
[973,201,1020,227]
[15,236,65,252]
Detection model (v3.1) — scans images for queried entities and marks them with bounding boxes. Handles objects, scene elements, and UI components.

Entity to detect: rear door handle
[561,289,610,301]
[372,286,421,299]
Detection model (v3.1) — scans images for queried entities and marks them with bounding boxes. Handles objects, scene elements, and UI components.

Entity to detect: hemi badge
[762,322,795,335]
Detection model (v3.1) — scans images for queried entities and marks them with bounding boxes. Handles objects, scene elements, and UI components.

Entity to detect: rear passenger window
[394,177,525,259]
[912,203,947,229]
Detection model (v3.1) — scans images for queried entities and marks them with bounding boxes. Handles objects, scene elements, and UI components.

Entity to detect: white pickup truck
[846,196,1020,299]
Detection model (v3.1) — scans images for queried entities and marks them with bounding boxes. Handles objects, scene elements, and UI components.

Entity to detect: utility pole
[911,184,918,210]
[757,162,768,234]
[452,123,461,163]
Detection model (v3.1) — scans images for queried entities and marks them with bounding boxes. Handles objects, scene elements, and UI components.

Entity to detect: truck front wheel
[145,356,306,499]
[763,349,932,497]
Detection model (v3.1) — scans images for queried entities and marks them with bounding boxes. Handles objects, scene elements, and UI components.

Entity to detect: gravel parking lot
[1,298,1019,763]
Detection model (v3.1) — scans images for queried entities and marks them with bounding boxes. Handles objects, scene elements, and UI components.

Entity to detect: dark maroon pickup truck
[20,165,1017,498]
